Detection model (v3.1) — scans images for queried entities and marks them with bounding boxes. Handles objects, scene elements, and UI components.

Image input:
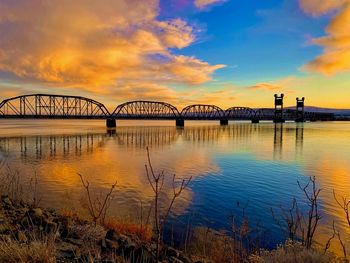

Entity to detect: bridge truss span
[0,94,110,119]
[0,93,336,125]
[181,104,226,120]
[225,107,257,120]
[112,101,180,119]
[253,108,275,121]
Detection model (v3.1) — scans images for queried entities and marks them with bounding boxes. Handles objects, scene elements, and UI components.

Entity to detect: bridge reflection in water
[0,123,304,161]
[0,134,106,161]
[0,123,306,218]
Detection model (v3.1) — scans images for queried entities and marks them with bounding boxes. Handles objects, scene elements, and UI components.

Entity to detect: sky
[0,0,350,110]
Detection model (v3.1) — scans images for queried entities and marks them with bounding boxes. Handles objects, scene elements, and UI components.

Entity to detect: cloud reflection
[0,121,349,254]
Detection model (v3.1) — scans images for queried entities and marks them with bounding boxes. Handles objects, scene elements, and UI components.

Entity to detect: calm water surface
[0,120,349,252]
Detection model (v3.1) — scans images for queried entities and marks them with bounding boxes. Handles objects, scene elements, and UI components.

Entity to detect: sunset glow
[0,0,349,109]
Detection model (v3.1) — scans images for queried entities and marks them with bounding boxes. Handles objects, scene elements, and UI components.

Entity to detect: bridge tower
[295,97,305,122]
[274,94,285,123]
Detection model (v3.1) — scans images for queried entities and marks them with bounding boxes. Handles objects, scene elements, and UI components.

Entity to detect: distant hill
[285,106,350,116]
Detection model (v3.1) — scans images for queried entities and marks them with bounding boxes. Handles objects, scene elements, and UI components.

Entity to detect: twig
[78,173,117,226]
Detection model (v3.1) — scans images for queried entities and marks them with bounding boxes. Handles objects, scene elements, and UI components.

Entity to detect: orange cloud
[0,0,224,94]
[166,56,225,85]
[194,0,225,9]
[168,85,237,109]
[248,83,282,91]
[300,0,350,75]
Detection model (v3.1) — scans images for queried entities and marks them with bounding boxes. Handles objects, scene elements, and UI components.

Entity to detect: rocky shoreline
[1,194,346,263]
[0,195,195,263]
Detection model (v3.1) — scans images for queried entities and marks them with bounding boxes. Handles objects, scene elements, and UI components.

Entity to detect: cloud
[174,84,237,109]
[248,83,282,91]
[194,0,225,9]
[300,0,350,75]
[299,0,346,15]
[165,56,225,84]
[0,0,224,96]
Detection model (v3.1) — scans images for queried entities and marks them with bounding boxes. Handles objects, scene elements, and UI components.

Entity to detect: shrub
[249,240,347,263]
[105,218,153,242]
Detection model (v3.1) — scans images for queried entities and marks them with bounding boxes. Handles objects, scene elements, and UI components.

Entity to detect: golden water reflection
[0,120,349,254]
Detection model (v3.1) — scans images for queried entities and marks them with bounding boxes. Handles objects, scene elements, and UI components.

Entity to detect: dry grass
[0,239,56,263]
[60,208,81,221]
[0,165,24,201]
[0,165,41,207]
[61,219,106,259]
[105,218,153,242]
[69,223,106,242]
[189,227,237,263]
[249,240,348,263]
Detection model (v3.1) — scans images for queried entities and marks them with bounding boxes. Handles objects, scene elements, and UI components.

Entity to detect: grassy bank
[0,195,348,263]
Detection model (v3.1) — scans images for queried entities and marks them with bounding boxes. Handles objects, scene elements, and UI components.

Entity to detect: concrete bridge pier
[106,118,116,128]
[176,119,184,127]
[220,119,228,125]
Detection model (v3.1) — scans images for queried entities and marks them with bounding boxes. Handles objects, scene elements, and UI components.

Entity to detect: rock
[100,238,107,250]
[0,221,12,234]
[56,217,70,238]
[57,241,81,260]
[178,253,193,263]
[123,241,137,257]
[119,233,133,246]
[0,234,11,242]
[20,216,31,229]
[24,208,44,225]
[169,257,184,263]
[105,239,119,250]
[105,229,120,241]
[2,196,12,206]
[17,207,29,217]
[16,231,27,242]
[167,247,180,258]
[31,208,43,218]
[6,209,16,220]
[66,238,84,247]
[0,196,198,263]
[44,219,58,234]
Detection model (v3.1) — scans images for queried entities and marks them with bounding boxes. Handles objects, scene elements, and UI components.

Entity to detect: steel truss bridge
[0,94,335,127]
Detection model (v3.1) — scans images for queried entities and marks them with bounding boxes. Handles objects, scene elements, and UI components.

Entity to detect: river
[0,119,349,253]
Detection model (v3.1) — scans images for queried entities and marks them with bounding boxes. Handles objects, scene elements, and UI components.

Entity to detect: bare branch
[324,221,336,254]
[145,147,191,261]
[78,173,117,226]
[333,189,350,228]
